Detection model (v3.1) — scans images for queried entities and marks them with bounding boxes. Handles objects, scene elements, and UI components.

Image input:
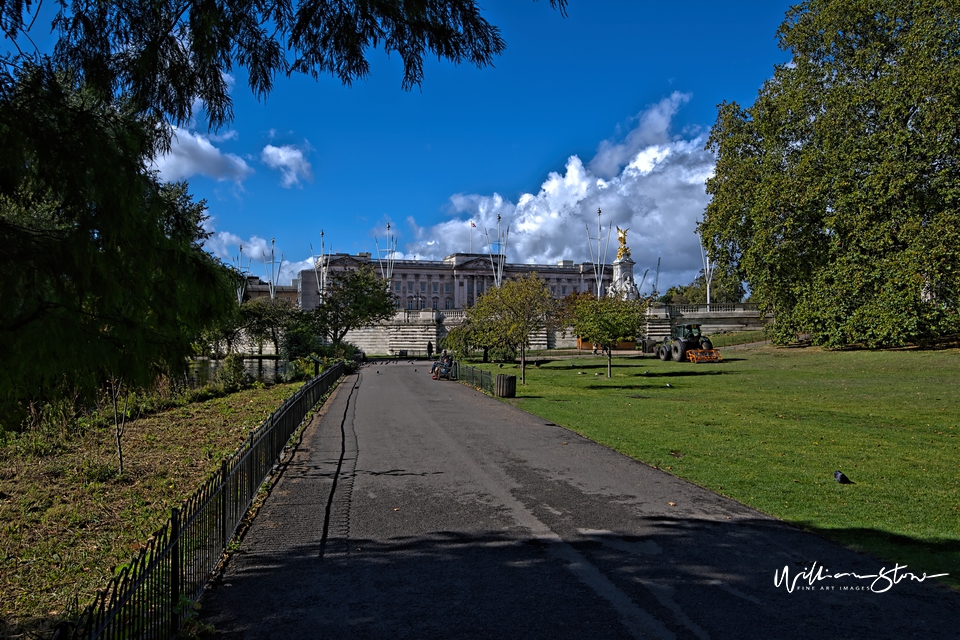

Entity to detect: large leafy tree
[0,71,238,428]
[701,0,960,347]
[314,266,396,347]
[572,296,647,378]
[468,274,558,384]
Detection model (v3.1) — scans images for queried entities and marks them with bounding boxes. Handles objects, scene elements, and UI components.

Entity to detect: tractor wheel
[659,344,671,361]
[701,337,713,350]
[672,341,686,362]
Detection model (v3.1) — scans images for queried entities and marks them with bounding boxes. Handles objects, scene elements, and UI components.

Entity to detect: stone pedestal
[607,256,640,300]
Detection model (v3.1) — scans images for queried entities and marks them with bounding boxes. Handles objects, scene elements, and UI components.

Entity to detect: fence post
[170,507,180,638]
[220,461,229,548]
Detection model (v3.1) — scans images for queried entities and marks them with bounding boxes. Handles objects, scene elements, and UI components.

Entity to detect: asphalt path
[200,361,959,639]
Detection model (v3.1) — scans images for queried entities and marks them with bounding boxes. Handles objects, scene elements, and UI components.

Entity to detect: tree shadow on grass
[633,370,732,378]
[791,523,960,590]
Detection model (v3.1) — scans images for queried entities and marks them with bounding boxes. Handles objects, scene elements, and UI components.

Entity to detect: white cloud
[399,92,715,293]
[152,127,254,183]
[204,231,313,287]
[261,144,313,188]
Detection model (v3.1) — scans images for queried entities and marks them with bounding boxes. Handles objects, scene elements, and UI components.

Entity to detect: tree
[468,274,558,384]
[196,306,245,359]
[314,266,396,347]
[281,308,316,360]
[572,296,647,378]
[701,0,960,347]
[659,267,745,305]
[241,297,293,355]
[0,71,239,429]
[2,0,567,131]
[440,321,476,361]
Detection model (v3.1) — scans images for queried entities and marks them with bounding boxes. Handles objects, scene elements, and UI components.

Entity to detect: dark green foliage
[659,267,745,305]
[0,69,239,430]
[215,354,250,391]
[241,298,293,355]
[2,0,566,130]
[314,266,396,346]
[281,308,324,360]
[701,0,960,347]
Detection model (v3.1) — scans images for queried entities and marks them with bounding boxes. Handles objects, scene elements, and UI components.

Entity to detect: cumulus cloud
[400,93,715,293]
[152,127,254,183]
[261,144,313,188]
[204,231,312,286]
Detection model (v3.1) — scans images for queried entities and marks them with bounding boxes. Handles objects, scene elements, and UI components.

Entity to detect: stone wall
[339,304,770,356]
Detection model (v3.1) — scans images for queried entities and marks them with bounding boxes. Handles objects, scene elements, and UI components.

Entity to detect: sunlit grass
[472,345,960,588]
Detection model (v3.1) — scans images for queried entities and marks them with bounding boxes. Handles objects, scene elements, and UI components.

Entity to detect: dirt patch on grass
[0,383,301,637]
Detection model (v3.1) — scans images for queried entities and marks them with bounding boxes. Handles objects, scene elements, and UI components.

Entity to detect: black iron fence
[457,363,493,394]
[67,362,345,640]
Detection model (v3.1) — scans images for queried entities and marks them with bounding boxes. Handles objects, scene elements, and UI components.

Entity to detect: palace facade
[296,252,615,312]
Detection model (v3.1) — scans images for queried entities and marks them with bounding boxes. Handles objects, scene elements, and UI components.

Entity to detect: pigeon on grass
[834,471,854,484]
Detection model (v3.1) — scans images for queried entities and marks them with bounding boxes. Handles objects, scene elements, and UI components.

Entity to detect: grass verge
[0,383,301,637]
[471,346,960,588]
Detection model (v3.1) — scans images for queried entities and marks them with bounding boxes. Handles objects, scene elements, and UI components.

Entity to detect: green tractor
[657,323,721,363]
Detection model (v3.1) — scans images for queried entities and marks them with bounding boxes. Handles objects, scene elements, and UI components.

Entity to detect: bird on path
[834,471,854,484]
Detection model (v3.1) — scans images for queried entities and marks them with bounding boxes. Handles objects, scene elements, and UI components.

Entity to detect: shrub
[215,353,250,391]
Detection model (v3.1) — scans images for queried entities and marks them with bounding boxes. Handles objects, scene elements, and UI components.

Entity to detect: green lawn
[471,345,960,588]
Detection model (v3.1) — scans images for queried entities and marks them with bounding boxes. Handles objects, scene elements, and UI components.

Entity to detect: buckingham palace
[296,252,614,313]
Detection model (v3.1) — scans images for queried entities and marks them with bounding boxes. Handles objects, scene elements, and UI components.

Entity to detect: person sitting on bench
[432,351,452,379]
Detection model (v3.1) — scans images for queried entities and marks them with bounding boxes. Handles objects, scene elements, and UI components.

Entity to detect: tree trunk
[520,344,526,384]
[607,350,612,378]
[110,380,128,477]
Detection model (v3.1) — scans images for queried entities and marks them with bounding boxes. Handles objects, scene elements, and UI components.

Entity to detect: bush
[215,353,250,391]
[489,345,517,363]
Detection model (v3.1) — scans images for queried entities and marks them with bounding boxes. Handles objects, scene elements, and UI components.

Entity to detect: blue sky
[120,2,794,291]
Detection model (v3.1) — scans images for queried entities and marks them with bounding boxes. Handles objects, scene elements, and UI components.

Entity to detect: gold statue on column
[616,226,631,260]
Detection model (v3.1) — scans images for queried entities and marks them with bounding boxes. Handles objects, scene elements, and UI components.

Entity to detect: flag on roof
[470,221,476,227]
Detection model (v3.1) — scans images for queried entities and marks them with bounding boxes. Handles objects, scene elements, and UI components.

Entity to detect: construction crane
[636,268,649,293]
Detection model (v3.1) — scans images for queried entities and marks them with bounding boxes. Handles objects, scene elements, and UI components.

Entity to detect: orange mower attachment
[685,349,722,364]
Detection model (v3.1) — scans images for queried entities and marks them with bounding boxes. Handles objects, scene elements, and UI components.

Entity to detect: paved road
[201,361,959,639]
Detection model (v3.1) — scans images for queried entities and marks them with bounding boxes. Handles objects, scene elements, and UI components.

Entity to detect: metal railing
[457,363,493,394]
[68,362,345,639]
